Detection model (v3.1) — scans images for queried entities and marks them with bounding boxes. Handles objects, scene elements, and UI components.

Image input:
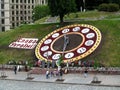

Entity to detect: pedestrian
[14,65,17,74]
[25,65,28,72]
[50,71,54,77]
[84,68,88,78]
[59,68,63,80]
[46,70,50,79]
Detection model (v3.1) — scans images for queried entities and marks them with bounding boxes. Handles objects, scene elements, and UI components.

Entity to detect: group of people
[46,68,63,79]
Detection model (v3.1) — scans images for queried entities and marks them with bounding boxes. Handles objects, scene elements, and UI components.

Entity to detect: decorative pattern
[35,24,102,63]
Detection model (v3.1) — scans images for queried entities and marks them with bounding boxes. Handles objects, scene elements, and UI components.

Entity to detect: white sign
[9,38,38,49]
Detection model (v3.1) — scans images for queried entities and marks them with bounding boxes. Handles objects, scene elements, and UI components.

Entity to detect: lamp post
[83,0,86,12]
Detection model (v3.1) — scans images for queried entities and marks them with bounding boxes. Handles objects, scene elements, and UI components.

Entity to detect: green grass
[64,11,120,20]
[0,11,120,67]
[34,17,49,24]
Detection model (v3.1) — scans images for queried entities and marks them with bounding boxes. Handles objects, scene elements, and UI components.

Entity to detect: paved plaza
[0,70,120,90]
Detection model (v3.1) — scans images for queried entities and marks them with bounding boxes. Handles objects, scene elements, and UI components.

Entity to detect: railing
[0,65,120,75]
[64,67,120,75]
[0,64,26,71]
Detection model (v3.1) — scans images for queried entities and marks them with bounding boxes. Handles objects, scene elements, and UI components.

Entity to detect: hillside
[0,12,120,67]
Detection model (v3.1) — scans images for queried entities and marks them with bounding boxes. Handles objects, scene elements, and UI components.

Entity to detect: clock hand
[62,34,69,54]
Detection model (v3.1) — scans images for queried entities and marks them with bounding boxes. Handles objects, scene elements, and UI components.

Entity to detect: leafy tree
[48,0,77,23]
[32,5,50,21]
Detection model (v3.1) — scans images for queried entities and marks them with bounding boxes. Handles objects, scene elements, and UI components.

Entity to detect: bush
[108,3,119,12]
[98,3,108,11]
[32,5,50,21]
[98,3,119,12]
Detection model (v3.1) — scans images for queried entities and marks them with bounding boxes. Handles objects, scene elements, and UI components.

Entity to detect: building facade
[0,0,10,31]
[0,0,47,32]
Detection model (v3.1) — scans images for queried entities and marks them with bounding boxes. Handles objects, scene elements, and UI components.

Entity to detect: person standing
[46,70,50,79]
[59,68,63,80]
[84,68,88,78]
[14,65,17,74]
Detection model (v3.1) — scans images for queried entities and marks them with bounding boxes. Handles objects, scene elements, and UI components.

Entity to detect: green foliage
[98,3,119,12]
[48,0,77,23]
[32,5,50,21]
[0,11,120,67]
[98,3,109,11]
[108,3,119,12]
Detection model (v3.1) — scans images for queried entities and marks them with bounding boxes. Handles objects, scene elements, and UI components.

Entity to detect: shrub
[108,3,119,12]
[98,3,108,11]
[32,5,50,21]
[98,3,119,12]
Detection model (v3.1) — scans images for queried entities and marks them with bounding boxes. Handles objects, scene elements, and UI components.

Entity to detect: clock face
[35,24,102,63]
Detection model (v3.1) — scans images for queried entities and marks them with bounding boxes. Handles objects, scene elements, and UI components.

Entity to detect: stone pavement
[0,70,120,87]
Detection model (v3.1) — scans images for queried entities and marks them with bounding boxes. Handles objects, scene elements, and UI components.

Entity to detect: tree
[32,5,50,21]
[48,0,77,23]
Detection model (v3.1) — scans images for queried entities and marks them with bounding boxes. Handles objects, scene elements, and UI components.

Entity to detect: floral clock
[35,24,102,63]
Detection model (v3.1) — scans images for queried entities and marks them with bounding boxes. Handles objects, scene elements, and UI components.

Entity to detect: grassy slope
[0,24,57,64]
[0,11,120,67]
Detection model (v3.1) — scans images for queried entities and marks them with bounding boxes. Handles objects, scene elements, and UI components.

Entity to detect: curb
[1,78,120,87]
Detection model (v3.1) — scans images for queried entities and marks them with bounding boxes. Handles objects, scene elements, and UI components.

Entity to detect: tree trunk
[59,14,64,23]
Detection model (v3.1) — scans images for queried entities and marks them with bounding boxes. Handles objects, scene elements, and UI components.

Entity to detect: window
[16,5,18,9]
[28,11,30,14]
[20,5,23,9]
[32,5,34,9]
[24,11,26,14]
[24,16,26,20]
[24,0,26,3]
[12,17,14,21]
[16,17,19,20]
[1,11,4,17]
[28,16,31,20]
[28,0,30,3]
[1,0,4,3]
[16,0,18,3]
[1,4,4,9]
[2,27,5,32]
[12,23,15,28]
[12,0,14,3]
[16,23,19,26]
[24,5,26,9]
[28,5,30,9]
[20,0,22,3]
[11,5,14,9]
[12,11,14,15]
[16,11,19,15]
[1,19,5,24]
[20,17,23,20]
[20,11,23,14]
[42,0,44,4]
[32,0,34,3]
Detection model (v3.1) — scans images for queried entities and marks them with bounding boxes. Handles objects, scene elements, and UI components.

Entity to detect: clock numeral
[72,27,80,32]
[65,53,74,59]
[86,33,95,39]
[41,46,49,51]
[44,39,52,44]
[81,28,90,34]
[52,33,60,38]
[43,51,52,57]
[52,54,61,60]
[85,40,94,46]
[77,47,86,54]
[62,29,70,33]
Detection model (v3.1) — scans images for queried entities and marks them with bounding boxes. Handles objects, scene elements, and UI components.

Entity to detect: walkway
[0,70,120,87]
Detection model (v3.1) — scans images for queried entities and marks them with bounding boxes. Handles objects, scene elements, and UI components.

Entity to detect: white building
[0,0,47,32]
